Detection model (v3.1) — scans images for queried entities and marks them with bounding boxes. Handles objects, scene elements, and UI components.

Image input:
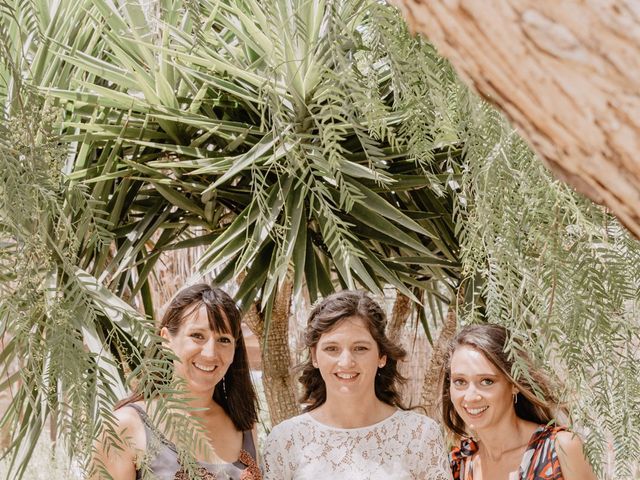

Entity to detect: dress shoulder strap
[241,429,257,460]
[519,425,567,480]
[124,403,177,451]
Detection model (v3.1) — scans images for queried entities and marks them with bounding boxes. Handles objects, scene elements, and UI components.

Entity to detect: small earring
[312,362,318,368]
[222,376,227,399]
[513,392,518,404]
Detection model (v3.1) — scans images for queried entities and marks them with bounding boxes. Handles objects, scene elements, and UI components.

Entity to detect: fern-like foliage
[452,91,640,477]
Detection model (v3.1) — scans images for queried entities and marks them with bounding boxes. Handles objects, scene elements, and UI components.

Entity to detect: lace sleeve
[414,417,454,480]
[261,423,291,480]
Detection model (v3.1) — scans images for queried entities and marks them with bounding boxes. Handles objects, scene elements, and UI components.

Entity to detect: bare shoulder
[555,431,597,480]
[90,404,146,480]
[555,430,583,452]
[105,403,147,452]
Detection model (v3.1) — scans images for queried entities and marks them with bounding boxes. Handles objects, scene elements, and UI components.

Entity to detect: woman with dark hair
[91,284,261,479]
[443,324,595,480]
[262,290,451,479]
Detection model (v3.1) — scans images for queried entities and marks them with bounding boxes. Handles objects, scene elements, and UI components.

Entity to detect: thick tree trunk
[420,287,464,417]
[259,280,300,426]
[392,0,640,238]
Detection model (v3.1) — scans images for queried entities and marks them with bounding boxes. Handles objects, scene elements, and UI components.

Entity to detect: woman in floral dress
[443,324,595,480]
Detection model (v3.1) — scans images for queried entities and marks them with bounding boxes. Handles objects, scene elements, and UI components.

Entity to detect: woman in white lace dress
[262,290,452,480]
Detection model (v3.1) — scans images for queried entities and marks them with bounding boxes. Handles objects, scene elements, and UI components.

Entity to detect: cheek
[449,388,463,403]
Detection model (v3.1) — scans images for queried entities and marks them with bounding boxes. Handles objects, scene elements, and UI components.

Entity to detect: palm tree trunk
[420,286,464,417]
[392,0,640,239]
[387,291,412,342]
[259,280,300,426]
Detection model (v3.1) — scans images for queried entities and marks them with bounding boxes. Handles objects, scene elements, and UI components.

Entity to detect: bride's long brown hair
[298,290,407,411]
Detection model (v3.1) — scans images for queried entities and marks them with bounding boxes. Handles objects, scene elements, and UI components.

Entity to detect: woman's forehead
[318,316,374,342]
[181,303,232,332]
[450,345,501,374]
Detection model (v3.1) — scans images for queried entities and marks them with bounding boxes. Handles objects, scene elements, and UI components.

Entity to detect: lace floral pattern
[262,410,452,480]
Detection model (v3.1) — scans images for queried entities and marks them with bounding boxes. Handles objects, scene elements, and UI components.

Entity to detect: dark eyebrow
[450,372,499,377]
[186,326,206,332]
[319,339,374,345]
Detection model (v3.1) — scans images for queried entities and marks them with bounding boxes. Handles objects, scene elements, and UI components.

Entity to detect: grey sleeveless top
[128,404,261,480]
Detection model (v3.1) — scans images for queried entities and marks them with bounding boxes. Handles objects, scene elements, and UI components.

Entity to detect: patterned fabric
[450,424,566,480]
[127,404,261,480]
[262,409,452,480]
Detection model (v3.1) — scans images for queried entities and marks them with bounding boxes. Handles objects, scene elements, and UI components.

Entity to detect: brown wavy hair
[115,284,258,431]
[299,290,407,411]
[441,324,566,438]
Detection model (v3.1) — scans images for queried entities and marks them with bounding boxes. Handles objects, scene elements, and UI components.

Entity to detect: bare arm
[89,406,145,480]
[555,431,597,480]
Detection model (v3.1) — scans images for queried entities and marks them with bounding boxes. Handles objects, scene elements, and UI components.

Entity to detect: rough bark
[258,280,301,426]
[242,301,264,341]
[420,287,464,417]
[392,0,640,238]
[387,291,412,342]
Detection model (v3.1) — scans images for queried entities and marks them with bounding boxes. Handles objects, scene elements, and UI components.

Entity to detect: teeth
[336,373,357,379]
[194,363,216,372]
[465,406,488,415]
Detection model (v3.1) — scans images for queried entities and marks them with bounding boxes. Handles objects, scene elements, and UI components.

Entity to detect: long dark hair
[441,324,565,437]
[116,284,258,431]
[299,290,407,411]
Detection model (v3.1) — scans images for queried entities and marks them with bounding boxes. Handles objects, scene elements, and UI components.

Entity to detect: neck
[475,414,534,462]
[314,393,395,428]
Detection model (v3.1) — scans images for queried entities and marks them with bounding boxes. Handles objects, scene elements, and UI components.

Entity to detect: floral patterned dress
[450,425,567,480]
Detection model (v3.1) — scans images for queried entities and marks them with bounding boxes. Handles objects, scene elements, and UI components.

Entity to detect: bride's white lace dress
[262,409,452,480]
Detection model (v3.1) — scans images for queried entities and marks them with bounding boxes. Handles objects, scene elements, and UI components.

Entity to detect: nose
[337,349,355,367]
[201,337,217,358]
[463,383,482,403]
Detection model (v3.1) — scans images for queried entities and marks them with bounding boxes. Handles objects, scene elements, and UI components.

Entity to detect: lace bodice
[262,409,452,479]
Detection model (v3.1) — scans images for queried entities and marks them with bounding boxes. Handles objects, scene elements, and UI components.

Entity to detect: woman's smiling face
[161,304,236,396]
[311,316,386,399]
[449,345,517,433]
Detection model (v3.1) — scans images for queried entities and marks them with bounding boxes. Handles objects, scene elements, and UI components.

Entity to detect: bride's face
[312,316,386,399]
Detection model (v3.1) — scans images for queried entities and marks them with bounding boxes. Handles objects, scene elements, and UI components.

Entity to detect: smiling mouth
[193,362,217,373]
[464,406,488,416]
[335,373,359,381]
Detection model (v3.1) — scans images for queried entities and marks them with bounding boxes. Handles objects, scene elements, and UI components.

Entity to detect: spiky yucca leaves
[43,0,464,319]
[454,93,640,477]
[180,0,464,319]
